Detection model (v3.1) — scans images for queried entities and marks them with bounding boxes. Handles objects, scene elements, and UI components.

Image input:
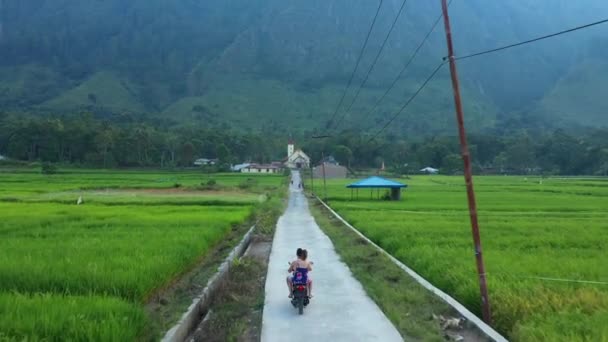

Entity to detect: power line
[331,0,409,131]
[368,61,445,141]
[363,1,450,121]
[363,13,608,140]
[487,273,608,286]
[324,0,384,130]
[451,17,608,61]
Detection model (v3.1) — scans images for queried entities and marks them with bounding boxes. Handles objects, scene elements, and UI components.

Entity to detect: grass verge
[310,198,456,342]
[190,258,267,341]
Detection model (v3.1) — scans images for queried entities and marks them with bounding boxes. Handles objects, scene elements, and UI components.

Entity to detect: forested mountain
[1,0,607,135]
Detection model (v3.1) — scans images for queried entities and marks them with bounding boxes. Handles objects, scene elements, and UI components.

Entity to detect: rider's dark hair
[296,248,303,257]
[300,249,308,260]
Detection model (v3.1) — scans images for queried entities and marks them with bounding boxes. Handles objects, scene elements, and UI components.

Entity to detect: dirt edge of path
[186,235,273,342]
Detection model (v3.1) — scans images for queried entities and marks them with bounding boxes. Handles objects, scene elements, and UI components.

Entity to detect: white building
[420,167,439,174]
[284,140,310,169]
[241,164,282,174]
[194,158,217,166]
[231,163,251,172]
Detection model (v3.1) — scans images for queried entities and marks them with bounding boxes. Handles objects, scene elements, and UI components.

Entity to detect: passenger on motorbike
[287,248,313,298]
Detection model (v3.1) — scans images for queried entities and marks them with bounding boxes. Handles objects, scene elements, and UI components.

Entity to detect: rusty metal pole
[440,0,492,324]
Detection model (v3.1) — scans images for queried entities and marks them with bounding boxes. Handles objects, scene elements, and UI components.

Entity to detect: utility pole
[312,135,331,201]
[310,165,314,195]
[321,151,327,200]
[440,0,492,324]
[0,0,4,44]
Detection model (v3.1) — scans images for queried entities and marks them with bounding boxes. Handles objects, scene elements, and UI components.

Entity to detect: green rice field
[0,170,283,341]
[319,175,608,341]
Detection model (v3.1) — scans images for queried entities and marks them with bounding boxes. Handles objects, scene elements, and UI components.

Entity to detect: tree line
[1,112,607,176]
[0,113,286,168]
[301,129,608,176]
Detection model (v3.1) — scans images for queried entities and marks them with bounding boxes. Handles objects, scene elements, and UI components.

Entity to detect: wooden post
[310,166,314,195]
[321,152,327,200]
[440,0,492,324]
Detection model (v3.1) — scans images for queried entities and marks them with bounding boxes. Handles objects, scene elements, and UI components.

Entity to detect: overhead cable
[451,18,608,61]
[332,0,410,131]
[368,61,446,141]
[325,0,384,130]
[364,1,451,119]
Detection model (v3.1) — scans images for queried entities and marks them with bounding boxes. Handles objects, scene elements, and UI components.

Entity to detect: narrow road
[261,171,402,342]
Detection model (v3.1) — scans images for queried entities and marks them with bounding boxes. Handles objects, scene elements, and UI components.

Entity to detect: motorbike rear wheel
[298,297,304,315]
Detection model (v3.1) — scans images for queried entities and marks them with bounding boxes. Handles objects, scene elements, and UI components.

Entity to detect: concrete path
[261,171,403,342]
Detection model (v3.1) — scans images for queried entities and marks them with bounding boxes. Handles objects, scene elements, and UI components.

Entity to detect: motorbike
[288,262,311,315]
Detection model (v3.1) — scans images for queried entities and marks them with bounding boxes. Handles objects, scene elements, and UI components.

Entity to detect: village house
[420,167,439,174]
[231,163,251,172]
[284,140,310,169]
[236,140,308,174]
[241,163,282,174]
[313,162,348,179]
[194,158,218,166]
[312,156,347,179]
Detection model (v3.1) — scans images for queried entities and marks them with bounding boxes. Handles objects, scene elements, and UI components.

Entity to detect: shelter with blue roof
[346,176,407,201]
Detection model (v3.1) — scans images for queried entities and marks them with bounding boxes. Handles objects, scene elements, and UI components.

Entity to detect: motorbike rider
[287,248,313,298]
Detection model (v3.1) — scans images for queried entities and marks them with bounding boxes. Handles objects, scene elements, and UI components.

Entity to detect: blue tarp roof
[346,176,407,189]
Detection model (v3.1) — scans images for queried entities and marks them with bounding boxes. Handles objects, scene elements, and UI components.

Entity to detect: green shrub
[40,162,57,175]
[198,179,220,191]
[238,178,258,190]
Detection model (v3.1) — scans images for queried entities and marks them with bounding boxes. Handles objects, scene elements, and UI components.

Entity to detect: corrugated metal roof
[346,176,407,189]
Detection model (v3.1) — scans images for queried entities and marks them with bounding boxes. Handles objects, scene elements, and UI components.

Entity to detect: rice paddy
[0,170,284,341]
[320,175,608,341]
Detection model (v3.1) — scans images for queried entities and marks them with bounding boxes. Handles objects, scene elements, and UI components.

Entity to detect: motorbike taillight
[298,285,305,291]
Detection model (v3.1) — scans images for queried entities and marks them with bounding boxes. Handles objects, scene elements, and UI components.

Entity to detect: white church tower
[287,139,295,158]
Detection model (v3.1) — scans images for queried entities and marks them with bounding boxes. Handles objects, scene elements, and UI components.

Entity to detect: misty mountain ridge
[1,0,607,136]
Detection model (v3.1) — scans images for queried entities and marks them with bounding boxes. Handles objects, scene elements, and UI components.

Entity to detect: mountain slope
[43,72,145,114]
[535,59,608,127]
[1,0,607,133]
